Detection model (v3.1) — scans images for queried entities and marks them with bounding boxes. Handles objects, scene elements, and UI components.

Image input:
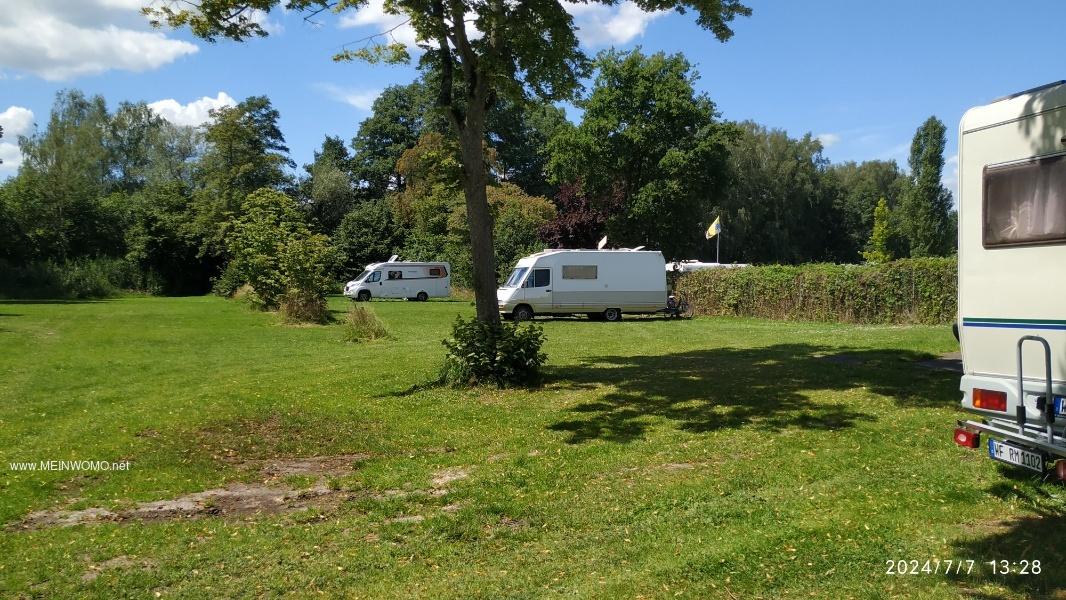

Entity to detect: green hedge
[0,258,160,300]
[674,257,957,325]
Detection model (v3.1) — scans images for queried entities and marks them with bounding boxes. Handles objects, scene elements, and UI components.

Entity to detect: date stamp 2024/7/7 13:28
[886,559,1042,576]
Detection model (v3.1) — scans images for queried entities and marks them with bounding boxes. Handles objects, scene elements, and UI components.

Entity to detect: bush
[0,258,149,299]
[674,257,957,325]
[343,305,390,342]
[280,290,330,325]
[440,316,546,387]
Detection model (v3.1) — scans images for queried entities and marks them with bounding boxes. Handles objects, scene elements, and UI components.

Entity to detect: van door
[522,268,552,312]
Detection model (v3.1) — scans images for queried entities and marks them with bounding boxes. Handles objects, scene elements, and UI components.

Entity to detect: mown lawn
[1,295,1064,598]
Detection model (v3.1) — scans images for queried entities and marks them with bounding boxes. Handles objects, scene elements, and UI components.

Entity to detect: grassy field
[1,295,1064,598]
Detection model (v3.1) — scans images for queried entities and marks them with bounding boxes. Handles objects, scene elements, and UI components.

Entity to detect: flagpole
[716,232,720,264]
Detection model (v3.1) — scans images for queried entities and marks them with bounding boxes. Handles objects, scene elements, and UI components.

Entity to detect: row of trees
[0,50,956,305]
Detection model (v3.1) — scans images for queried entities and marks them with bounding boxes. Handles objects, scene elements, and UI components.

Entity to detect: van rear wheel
[513,305,534,321]
[416,291,428,302]
[603,308,622,322]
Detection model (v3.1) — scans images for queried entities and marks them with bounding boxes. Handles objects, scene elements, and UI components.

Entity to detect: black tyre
[416,291,429,302]
[357,290,371,302]
[603,308,622,322]
[513,305,534,321]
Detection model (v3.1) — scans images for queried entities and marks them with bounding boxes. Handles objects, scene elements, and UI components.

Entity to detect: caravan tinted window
[984,154,1066,246]
[562,265,598,279]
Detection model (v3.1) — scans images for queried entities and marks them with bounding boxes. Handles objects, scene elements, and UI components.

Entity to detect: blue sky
[3,0,1066,201]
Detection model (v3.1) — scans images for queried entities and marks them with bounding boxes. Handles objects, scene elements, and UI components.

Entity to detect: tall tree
[827,159,907,261]
[16,90,113,261]
[146,0,751,324]
[350,83,436,198]
[899,116,956,257]
[186,95,293,261]
[716,122,838,264]
[548,48,736,260]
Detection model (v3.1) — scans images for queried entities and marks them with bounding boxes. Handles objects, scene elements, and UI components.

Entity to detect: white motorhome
[953,81,1066,478]
[497,249,667,321]
[344,257,450,302]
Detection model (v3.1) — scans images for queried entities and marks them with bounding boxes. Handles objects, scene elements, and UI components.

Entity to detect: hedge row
[0,258,159,300]
[673,257,957,325]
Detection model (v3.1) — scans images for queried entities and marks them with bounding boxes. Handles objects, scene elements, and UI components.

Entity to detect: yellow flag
[705,217,721,240]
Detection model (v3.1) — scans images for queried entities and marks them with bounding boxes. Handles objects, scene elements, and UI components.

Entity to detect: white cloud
[318,84,381,111]
[149,93,237,127]
[0,106,36,174]
[565,1,666,48]
[338,0,421,49]
[816,133,841,148]
[0,0,198,81]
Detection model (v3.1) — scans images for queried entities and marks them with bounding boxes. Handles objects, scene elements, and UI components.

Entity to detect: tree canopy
[145,0,752,323]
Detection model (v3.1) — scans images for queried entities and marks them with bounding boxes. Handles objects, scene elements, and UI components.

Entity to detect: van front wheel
[603,308,622,322]
[357,290,371,302]
[513,305,534,321]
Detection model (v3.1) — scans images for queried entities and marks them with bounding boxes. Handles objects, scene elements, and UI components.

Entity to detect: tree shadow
[546,344,960,444]
[948,473,1066,597]
[0,299,110,305]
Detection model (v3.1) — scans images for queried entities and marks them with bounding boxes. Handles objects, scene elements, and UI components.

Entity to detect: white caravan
[497,249,667,321]
[953,80,1066,478]
[344,257,450,302]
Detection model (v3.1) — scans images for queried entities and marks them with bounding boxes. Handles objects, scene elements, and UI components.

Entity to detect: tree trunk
[456,104,501,325]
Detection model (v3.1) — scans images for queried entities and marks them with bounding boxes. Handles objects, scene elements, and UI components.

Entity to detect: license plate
[1053,396,1066,417]
[988,439,1045,473]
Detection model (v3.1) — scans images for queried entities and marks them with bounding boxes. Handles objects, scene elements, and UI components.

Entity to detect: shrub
[440,316,546,387]
[674,257,957,325]
[0,258,149,299]
[343,305,391,342]
[280,290,330,325]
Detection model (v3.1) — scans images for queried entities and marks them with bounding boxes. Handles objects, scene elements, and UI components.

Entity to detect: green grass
[1,295,1064,598]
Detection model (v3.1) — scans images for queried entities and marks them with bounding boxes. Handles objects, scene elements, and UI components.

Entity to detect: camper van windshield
[503,267,528,288]
[355,269,371,282]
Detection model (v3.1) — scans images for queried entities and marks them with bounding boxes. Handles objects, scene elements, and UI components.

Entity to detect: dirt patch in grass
[11,454,371,531]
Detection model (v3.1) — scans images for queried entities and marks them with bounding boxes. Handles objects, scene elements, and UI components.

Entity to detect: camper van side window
[984,155,1066,247]
[531,268,550,288]
[388,270,403,280]
[430,267,446,277]
[562,265,598,279]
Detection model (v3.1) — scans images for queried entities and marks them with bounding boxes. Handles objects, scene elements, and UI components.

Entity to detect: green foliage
[827,159,908,261]
[0,257,145,299]
[675,257,957,325]
[717,121,840,264]
[548,48,735,260]
[226,188,338,317]
[188,96,294,261]
[900,116,956,258]
[332,198,404,275]
[861,198,893,264]
[342,304,391,342]
[440,316,546,387]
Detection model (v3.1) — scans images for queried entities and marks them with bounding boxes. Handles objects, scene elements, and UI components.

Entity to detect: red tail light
[1057,461,1066,481]
[973,389,1008,412]
[954,428,980,448]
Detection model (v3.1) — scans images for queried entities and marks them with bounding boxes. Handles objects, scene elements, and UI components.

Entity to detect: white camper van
[344,257,450,302]
[497,249,667,321]
[953,81,1066,478]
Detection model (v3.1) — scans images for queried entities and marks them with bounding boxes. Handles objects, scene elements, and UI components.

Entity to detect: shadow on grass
[546,344,960,444]
[0,299,110,305]
[947,474,1066,597]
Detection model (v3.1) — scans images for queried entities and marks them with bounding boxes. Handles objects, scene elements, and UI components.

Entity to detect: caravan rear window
[984,154,1066,247]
